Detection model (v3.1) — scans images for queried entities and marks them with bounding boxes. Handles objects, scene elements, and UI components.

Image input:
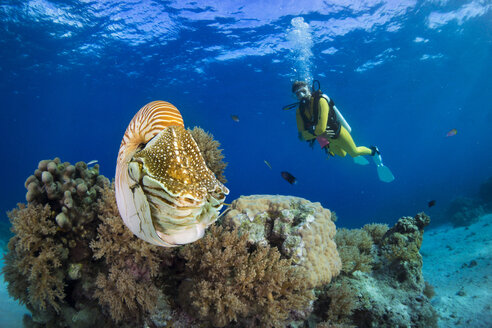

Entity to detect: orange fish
[231,115,239,122]
[446,129,457,137]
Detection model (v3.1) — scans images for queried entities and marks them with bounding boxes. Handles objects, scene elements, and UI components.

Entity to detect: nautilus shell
[115,101,229,247]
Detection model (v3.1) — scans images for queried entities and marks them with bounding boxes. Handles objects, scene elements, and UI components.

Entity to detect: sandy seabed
[421,214,492,328]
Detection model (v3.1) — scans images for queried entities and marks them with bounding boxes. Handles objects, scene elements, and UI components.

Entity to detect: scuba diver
[285,80,395,183]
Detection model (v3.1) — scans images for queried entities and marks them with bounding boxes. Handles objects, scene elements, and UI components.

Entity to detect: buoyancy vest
[299,91,341,138]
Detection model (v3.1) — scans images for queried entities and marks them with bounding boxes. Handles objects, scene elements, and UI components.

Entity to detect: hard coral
[221,195,341,288]
[25,158,108,228]
[188,127,228,184]
[178,225,314,327]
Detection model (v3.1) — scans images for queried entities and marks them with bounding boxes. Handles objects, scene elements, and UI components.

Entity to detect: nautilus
[115,101,229,247]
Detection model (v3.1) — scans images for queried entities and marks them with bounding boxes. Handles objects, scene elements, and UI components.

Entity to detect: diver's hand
[301,130,315,140]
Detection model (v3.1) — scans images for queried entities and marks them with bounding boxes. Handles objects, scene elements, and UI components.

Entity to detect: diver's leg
[337,127,372,157]
[327,142,347,157]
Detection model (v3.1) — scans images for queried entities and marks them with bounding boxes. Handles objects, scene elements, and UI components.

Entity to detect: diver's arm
[296,108,315,140]
[314,97,329,136]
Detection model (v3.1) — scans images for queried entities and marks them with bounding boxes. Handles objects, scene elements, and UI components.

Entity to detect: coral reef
[3,158,111,327]
[314,213,437,328]
[2,132,229,327]
[3,158,438,328]
[176,194,342,327]
[3,159,176,327]
[220,195,341,288]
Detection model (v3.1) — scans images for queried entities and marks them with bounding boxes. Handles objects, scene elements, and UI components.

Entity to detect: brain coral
[220,195,341,288]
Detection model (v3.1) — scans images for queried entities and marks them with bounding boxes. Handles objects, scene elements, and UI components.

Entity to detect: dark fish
[428,200,436,208]
[281,171,297,184]
[231,115,239,122]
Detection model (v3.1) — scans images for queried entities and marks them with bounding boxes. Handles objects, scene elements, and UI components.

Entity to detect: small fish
[428,200,436,208]
[231,115,239,122]
[446,129,457,137]
[87,160,98,165]
[281,171,297,185]
[264,160,272,169]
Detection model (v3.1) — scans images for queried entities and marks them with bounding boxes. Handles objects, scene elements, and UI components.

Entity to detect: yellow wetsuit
[296,96,372,158]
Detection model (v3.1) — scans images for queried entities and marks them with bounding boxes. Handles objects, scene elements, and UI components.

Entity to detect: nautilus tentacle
[115,101,229,247]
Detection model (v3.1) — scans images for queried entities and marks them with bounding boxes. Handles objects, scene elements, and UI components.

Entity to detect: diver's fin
[353,156,369,165]
[377,165,395,183]
[371,148,395,183]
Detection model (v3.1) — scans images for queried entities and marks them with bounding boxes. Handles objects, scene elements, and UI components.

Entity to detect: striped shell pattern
[115,101,229,247]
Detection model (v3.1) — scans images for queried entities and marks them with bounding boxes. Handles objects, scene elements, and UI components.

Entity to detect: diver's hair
[292,81,308,93]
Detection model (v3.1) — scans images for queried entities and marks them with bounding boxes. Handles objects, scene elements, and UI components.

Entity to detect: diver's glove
[301,130,315,140]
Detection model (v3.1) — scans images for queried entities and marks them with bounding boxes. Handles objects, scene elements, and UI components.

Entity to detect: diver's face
[295,86,310,100]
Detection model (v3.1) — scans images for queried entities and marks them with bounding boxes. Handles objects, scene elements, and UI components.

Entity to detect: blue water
[1,0,491,231]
